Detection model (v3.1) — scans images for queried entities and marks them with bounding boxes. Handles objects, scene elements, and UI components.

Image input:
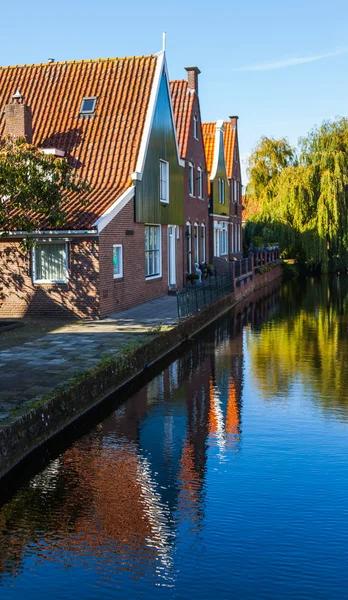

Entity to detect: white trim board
[132,51,184,182]
[93,186,135,233]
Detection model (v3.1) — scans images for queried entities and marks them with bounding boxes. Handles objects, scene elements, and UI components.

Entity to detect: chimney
[229,115,239,129]
[5,90,33,143]
[185,66,201,94]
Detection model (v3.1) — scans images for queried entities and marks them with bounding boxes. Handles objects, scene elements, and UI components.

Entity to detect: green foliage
[0,136,89,246]
[246,119,348,272]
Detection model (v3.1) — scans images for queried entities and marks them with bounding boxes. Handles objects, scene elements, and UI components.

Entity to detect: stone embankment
[0,265,281,479]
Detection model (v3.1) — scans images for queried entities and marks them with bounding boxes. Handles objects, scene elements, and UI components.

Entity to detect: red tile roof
[0,56,157,230]
[169,80,194,158]
[202,121,237,182]
[202,122,216,177]
[223,121,237,179]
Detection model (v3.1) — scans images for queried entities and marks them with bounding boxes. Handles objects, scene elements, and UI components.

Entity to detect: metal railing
[177,274,234,320]
[177,251,280,320]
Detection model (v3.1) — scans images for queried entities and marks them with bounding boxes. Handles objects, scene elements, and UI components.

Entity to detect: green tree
[245,118,348,272]
[0,136,88,245]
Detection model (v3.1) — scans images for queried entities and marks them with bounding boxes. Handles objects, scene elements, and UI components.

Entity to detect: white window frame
[220,221,228,256]
[238,223,241,252]
[194,223,199,264]
[214,222,221,257]
[189,162,195,196]
[145,224,162,280]
[113,244,123,279]
[197,166,203,199]
[186,221,192,273]
[201,224,206,263]
[231,223,235,253]
[32,241,68,284]
[233,180,237,202]
[218,178,225,204]
[193,114,198,140]
[80,97,97,115]
[159,159,169,204]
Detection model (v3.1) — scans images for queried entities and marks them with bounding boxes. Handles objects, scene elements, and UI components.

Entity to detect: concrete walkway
[0,296,178,420]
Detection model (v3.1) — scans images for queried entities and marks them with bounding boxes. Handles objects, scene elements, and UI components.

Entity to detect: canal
[1,276,348,599]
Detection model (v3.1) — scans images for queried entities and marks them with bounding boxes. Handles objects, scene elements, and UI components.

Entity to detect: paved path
[0,296,178,420]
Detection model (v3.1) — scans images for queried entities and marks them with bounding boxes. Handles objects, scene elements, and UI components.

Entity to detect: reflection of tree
[248,277,348,414]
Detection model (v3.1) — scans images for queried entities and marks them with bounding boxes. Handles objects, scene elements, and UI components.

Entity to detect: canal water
[1,277,348,599]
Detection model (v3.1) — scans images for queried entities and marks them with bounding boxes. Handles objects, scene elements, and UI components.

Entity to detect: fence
[177,251,279,320]
[177,273,234,320]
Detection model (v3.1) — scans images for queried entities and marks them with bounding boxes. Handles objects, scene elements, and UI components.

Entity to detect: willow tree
[245,118,348,272]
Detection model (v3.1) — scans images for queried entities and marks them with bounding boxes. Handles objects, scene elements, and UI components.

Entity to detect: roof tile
[0,56,157,230]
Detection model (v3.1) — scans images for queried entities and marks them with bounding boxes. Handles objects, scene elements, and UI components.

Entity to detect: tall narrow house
[0,50,184,318]
[202,118,243,264]
[170,67,209,280]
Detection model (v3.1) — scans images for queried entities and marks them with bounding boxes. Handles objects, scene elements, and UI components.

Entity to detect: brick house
[0,50,185,318]
[202,118,243,265]
[170,67,209,281]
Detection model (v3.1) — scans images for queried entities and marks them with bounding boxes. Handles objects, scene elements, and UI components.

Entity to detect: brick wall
[0,238,100,318]
[99,198,183,316]
[184,93,210,278]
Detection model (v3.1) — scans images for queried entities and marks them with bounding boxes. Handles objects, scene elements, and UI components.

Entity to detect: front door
[168,225,177,287]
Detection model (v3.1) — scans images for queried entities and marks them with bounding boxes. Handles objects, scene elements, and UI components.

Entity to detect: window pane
[81,98,95,113]
[113,246,122,277]
[35,244,66,281]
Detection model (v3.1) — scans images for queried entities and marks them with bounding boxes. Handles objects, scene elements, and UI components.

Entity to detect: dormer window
[80,97,97,116]
[193,115,198,140]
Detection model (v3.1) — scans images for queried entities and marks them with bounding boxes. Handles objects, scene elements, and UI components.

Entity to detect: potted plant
[252,236,263,252]
[186,273,199,285]
[206,264,215,277]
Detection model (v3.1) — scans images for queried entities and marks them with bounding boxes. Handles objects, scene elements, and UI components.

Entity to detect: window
[201,224,206,263]
[233,180,237,202]
[186,222,192,273]
[113,244,123,279]
[145,225,161,278]
[194,223,199,264]
[80,97,97,115]
[220,222,228,255]
[160,160,169,203]
[218,178,225,204]
[238,224,241,252]
[189,163,195,196]
[231,223,235,253]
[197,167,203,199]
[33,242,67,283]
[193,114,198,140]
[214,223,220,257]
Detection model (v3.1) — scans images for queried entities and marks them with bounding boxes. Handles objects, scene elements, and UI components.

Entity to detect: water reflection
[248,276,348,416]
[0,280,292,598]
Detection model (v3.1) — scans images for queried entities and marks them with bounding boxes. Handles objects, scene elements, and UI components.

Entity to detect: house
[202,118,243,264]
[170,67,209,280]
[0,50,185,318]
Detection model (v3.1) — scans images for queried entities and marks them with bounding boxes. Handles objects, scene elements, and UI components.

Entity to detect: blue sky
[1,0,347,183]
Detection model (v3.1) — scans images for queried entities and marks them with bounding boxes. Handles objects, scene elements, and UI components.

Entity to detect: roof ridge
[0,54,156,70]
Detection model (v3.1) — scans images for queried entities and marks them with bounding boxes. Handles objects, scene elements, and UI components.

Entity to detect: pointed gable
[0,55,157,230]
[134,68,184,225]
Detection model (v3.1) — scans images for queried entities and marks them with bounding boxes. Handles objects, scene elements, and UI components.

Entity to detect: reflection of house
[202,118,243,264]
[170,68,209,278]
[0,49,184,318]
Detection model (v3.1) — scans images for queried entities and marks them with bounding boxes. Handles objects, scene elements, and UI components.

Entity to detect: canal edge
[0,266,282,480]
